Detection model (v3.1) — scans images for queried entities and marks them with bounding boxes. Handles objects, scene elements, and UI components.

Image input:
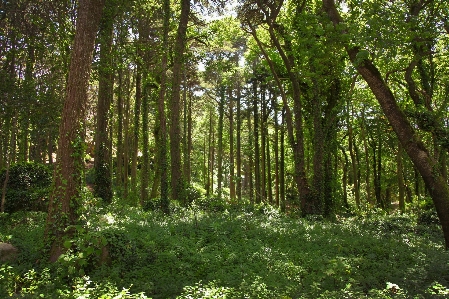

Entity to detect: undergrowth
[1,201,448,298]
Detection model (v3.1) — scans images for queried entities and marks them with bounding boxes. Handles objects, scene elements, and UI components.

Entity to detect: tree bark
[94,0,115,203]
[217,86,225,198]
[229,87,236,202]
[252,78,261,204]
[157,0,170,211]
[236,81,242,202]
[45,0,105,262]
[170,0,190,202]
[131,66,141,198]
[140,86,150,206]
[397,141,405,213]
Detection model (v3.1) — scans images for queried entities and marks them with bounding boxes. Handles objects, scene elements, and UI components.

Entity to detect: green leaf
[63,240,72,249]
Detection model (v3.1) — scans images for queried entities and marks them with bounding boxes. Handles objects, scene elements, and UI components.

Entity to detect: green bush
[193,195,228,212]
[0,162,52,213]
[418,209,440,225]
[142,197,181,214]
[185,184,205,204]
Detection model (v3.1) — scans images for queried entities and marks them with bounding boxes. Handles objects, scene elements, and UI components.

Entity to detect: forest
[1,0,449,297]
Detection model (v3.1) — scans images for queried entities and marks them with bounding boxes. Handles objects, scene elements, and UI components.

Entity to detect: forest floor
[1,200,449,298]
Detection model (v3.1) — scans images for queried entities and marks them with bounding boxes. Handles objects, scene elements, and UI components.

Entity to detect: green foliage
[1,202,449,298]
[142,197,182,214]
[185,183,206,204]
[418,209,440,225]
[0,162,52,213]
[192,195,229,213]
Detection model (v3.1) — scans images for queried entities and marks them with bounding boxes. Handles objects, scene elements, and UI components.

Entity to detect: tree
[94,0,117,203]
[45,0,105,262]
[322,0,449,249]
[170,0,190,202]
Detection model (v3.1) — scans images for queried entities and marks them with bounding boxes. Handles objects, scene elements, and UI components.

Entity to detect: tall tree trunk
[253,79,261,204]
[94,0,115,203]
[348,105,360,209]
[236,81,242,202]
[280,108,286,212]
[116,69,124,190]
[207,109,214,196]
[397,141,405,213]
[131,67,141,198]
[273,97,280,208]
[268,25,310,212]
[261,86,267,202]
[1,129,14,213]
[361,108,372,205]
[187,90,192,185]
[248,108,254,203]
[140,86,150,206]
[323,0,449,249]
[217,86,225,198]
[229,87,236,202]
[182,86,192,189]
[266,116,273,204]
[170,0,190,202]
[123,70,132,199]
[157,0,169,211]
[339,144,350,210]
[45,0,105,262]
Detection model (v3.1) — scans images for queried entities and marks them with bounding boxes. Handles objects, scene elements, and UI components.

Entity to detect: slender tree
[94,0,116,203]
[170,0,190,202]
[45,0,105,262]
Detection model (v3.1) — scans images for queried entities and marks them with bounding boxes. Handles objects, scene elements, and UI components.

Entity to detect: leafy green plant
[0,162,52,213]
[1,203,449,298]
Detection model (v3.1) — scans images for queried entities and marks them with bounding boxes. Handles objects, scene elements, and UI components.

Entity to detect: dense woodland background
[1,0,449,297]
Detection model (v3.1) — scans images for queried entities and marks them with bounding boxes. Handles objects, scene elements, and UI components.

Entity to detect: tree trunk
[339,144,350,211]
[217,86,225,198]
[45,0,105,262]
[348,106,360,209]
[248,108,254,203]
[170,0,190,202]
[116,69,124,190]
[131,67,141,198]
[323,0,449,249]
[94,0,115,203]
[157,0,170,211]
[361,108,372,205]
[123,70,131,199]
[280,108,286,212]
[261,86,267,202]
[140,86,150,206]
[236,82,242,202]
[273,97,280,208]
[253,79,261,204]
[229,87,236,202]
[207,109,214,196]
[397,141,405,213]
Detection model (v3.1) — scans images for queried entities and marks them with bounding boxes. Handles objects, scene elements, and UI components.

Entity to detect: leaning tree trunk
[323,0,449,249]
[45,0,105,262]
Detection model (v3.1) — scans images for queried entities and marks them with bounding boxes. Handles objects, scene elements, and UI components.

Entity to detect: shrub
[142,197,181,214]
[418,209,440,225]
[0,162,52,213]
[185,183,205,204]
[193,195,228,212]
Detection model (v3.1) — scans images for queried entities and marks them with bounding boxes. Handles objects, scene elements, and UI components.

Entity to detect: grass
[1,201,448,298]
